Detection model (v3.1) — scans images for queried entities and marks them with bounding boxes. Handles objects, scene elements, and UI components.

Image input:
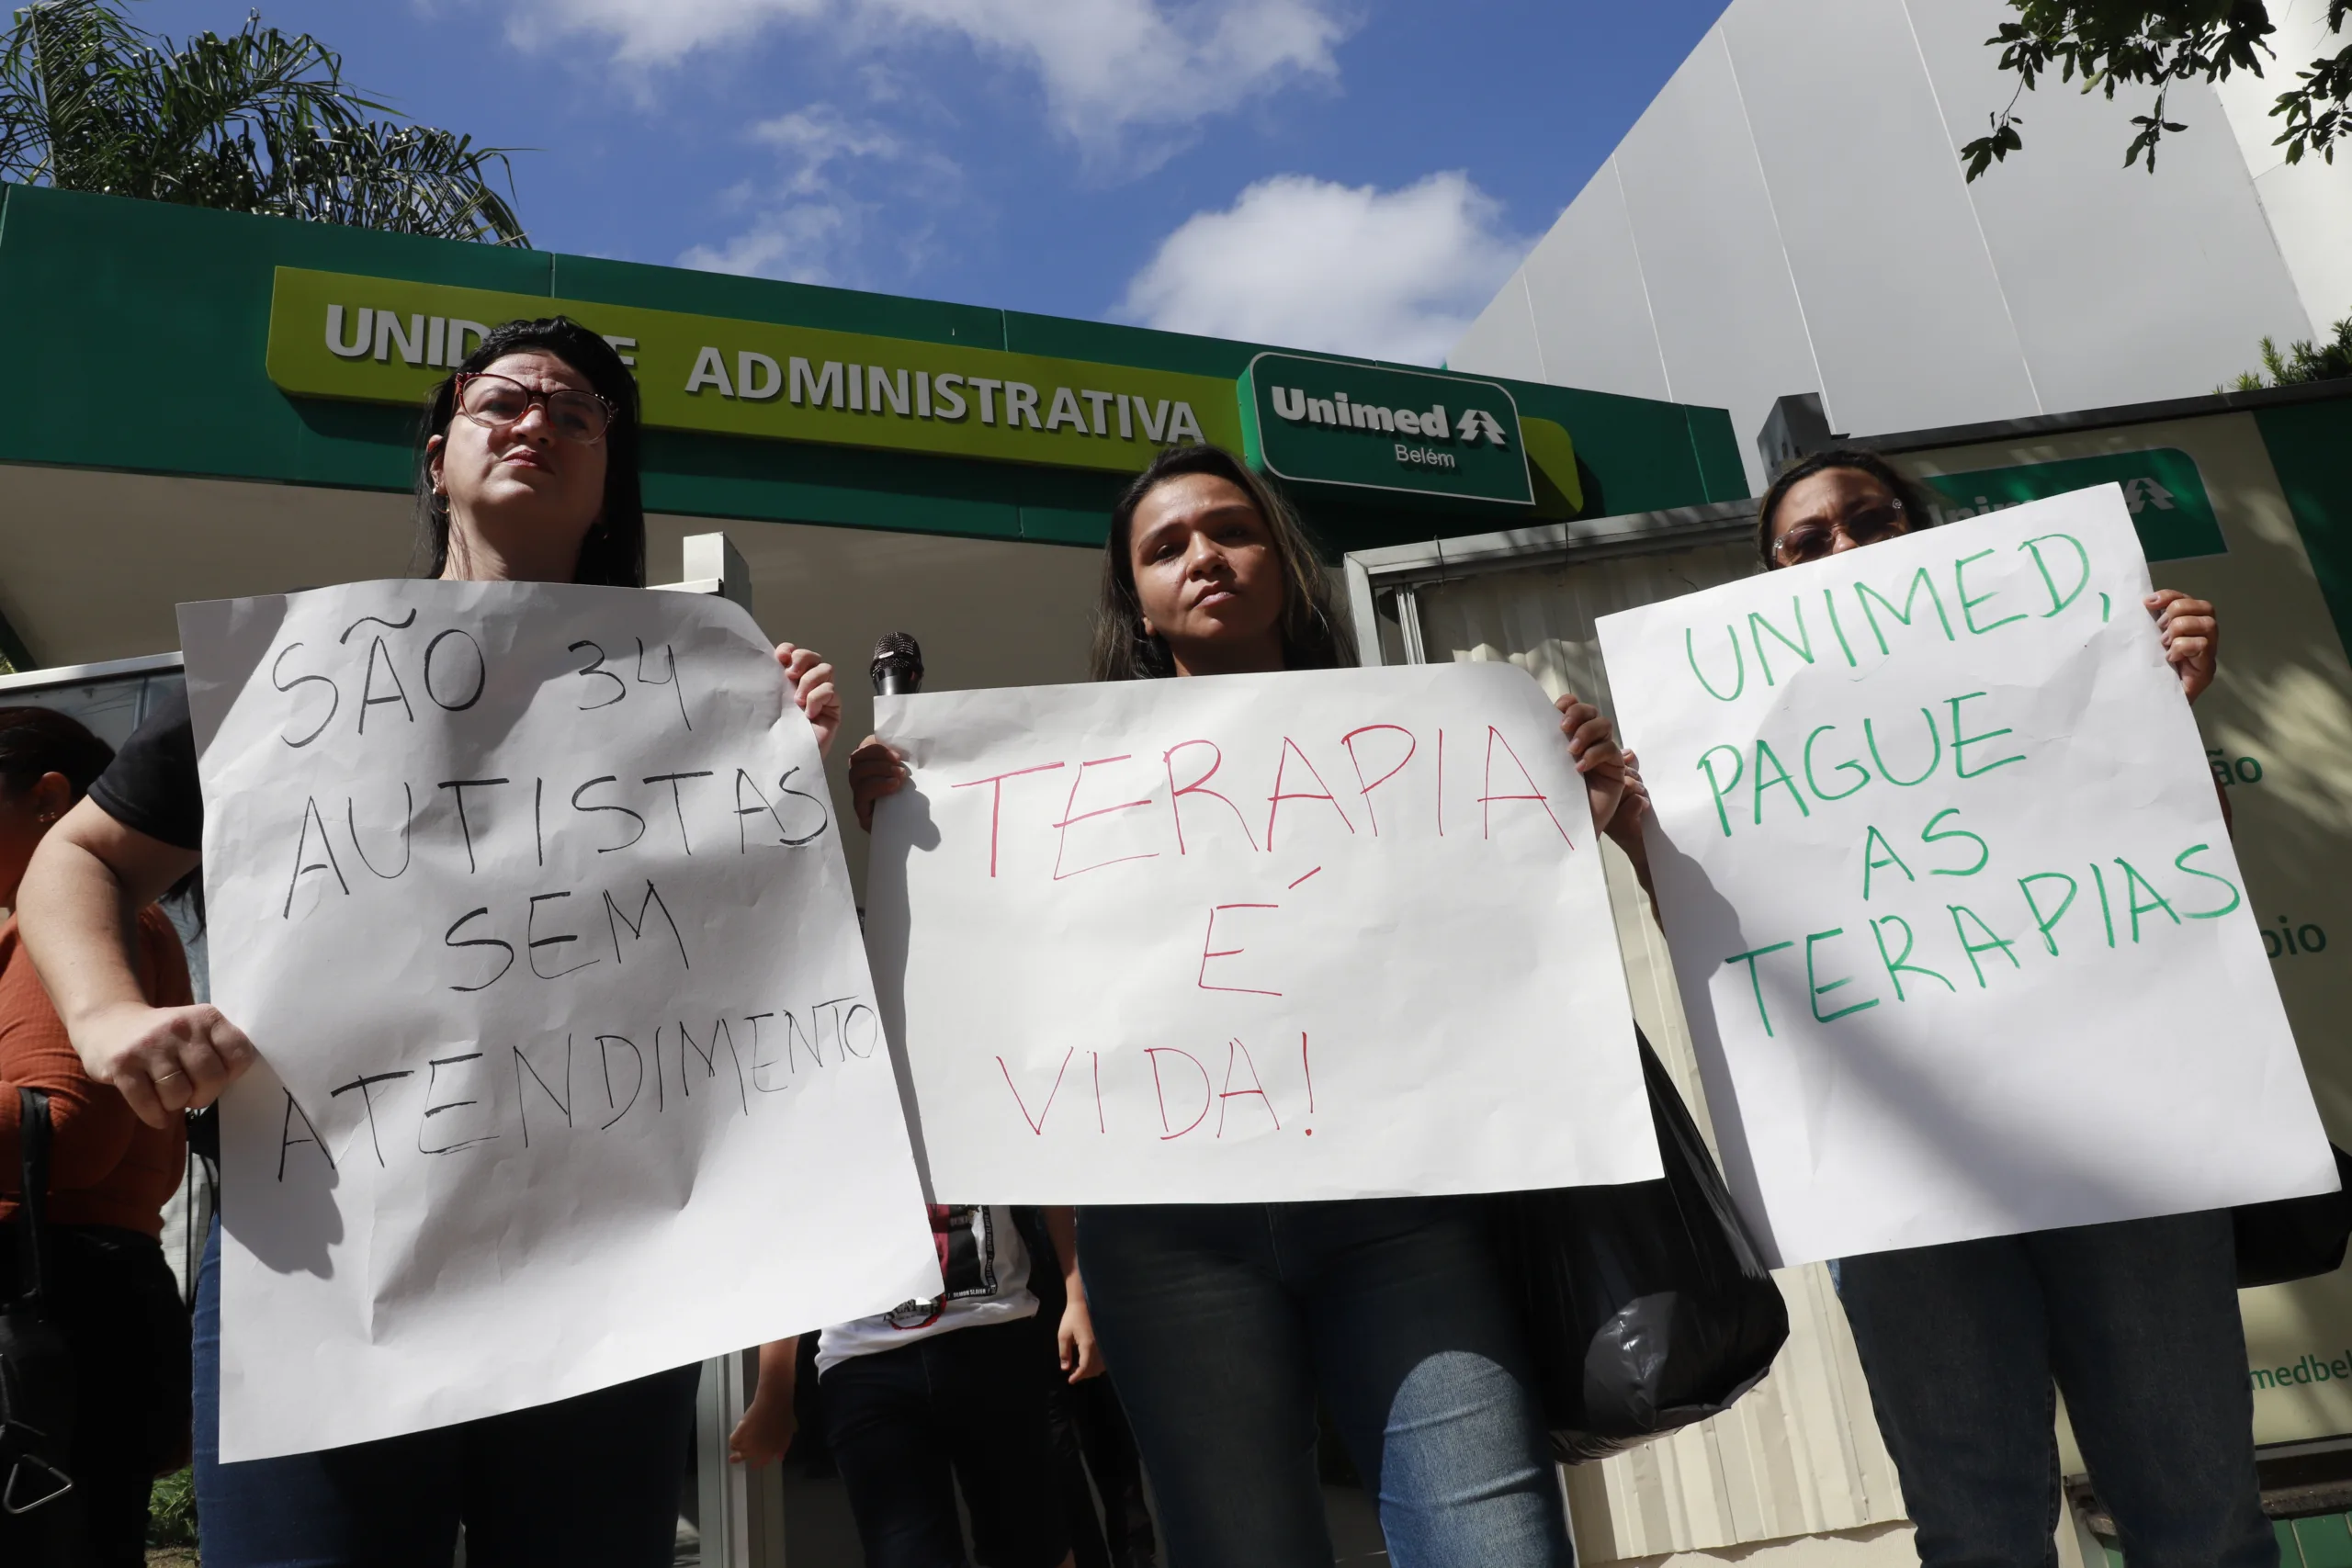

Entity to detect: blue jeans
[1838,1210,2273,1568]
[1078,1198,1571,1568]
[193,1219,699,1567]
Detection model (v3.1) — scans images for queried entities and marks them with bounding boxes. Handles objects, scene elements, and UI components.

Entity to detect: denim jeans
[818,1316,1070,1568]
[1079,1198,1571,1568]
[193,1219,699,1568]
[1838,1210,2274,1568]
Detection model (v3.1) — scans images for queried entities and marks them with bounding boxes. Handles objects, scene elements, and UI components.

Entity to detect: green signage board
[1919,448,2224,562]
[266,267,1242,475]
[1237,352,1540,507]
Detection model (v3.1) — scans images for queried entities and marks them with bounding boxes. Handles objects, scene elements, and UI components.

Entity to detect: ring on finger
[155,1068,187,1084]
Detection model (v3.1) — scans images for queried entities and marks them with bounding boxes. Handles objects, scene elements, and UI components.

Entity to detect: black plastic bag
[1,1088,74,1517]
[1487,1032,1789,1463]
[2234,1144,2352,1289]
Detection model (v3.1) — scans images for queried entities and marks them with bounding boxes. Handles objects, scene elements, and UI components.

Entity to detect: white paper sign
[865,661,1657,1203]
[182,581,941,1461]
[1596,486,2335,1268]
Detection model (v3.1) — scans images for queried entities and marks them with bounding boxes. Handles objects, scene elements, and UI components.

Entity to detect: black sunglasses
[1772,500,1908,565]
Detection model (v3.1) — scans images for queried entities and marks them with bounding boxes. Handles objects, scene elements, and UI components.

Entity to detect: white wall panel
[1453,0,2330,478]
[2249,159,2352,335]
[1450,267,1550,383]
[2216,0,2352,333]
[1612,28,1823,493]
[1519,162,1674,403]
[2217,0,2345,185]
[1723,0,2040,436]
[1906,0,2314,415]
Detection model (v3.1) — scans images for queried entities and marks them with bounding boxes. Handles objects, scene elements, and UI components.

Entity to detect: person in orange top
[0,705,194,1568]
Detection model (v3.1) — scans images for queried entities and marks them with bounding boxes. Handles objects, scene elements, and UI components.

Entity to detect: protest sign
[182,581,941,1461]
[863,661,1656,1203]
[1596,485,2335,1268]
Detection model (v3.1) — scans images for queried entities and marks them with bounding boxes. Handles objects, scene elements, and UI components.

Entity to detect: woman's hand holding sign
[1556,692,1626,833]
[776,641,842,754]
[849,737,910,831]
[1604,749,1657,902]
[2148,591,2218,703]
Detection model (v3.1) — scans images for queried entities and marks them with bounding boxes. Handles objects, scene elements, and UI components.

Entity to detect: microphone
[871,632,925,697]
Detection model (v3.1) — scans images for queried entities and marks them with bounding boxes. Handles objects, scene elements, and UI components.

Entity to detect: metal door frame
[1340,501,1754,668]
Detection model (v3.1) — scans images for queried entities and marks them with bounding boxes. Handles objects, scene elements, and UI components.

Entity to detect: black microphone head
[871,631,924,696]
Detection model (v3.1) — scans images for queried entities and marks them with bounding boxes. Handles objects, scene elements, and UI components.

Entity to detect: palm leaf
[0,0,526,243]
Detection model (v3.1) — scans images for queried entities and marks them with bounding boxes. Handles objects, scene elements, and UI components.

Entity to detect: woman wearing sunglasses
[19,318,842,1567]
[1611,448,2259,1568]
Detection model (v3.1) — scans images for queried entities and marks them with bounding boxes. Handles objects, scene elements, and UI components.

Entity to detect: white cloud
[675,103,956,286]
[1118,173,1530,366]
[748,107,917,194]
[517,0,1350,156]
[676,203,852,282]
[517,0,817,59]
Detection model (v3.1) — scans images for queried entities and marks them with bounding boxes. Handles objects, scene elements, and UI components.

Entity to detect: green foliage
[2233,318,2352,389]
[1960,1,2352,180]
[0,0,526,243]
[147,1464,198,1547]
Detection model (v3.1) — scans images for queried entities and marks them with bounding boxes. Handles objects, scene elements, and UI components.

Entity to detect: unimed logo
[1237,350,1535,506]
[2252,1350,2352,1391]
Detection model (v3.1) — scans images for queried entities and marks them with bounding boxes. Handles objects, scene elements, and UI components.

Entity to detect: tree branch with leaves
[1961,1,2350,180]
[0,0,526,243]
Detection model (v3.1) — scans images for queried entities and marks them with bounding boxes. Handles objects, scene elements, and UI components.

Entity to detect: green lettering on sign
[265,267,1242,474]
[1237,351,1544,508]
[1917,450,2224,562]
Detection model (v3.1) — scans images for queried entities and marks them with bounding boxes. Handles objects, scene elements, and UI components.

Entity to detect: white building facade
[1453,0,2352,492]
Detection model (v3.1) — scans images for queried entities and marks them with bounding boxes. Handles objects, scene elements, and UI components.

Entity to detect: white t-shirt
[816,1204,1039,1375]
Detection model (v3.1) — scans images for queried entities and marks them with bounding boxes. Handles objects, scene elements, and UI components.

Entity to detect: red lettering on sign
[1340,724,1417,837]
[1265,737,1357,850]
[951,761,1067,877]
[1147,1048,1212,1140]
[999,1047,1075,1135]
[1051,755,1159,880]
[1216,1036,1281,1137]
[1163,739,1260,854]
[1478,726,1571,845]
[1197,903,1283,997]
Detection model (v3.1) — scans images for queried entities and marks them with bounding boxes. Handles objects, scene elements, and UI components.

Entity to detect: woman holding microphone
[17,317,843,1566]
[851,443,1626,1568]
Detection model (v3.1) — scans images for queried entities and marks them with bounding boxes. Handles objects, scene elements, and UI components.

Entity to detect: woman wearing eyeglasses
[1611,448,2261,1568]
[18,318,843,1567]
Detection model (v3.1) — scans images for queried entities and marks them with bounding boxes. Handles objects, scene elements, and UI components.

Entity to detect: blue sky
[137,0,1727,364]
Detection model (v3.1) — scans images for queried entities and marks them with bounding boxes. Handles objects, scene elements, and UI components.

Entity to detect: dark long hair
[0,706,113,801]
[1754,446,1937,569]
[0,704,196,913]
[412,316,646,589]
[1089,445,1351,682]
